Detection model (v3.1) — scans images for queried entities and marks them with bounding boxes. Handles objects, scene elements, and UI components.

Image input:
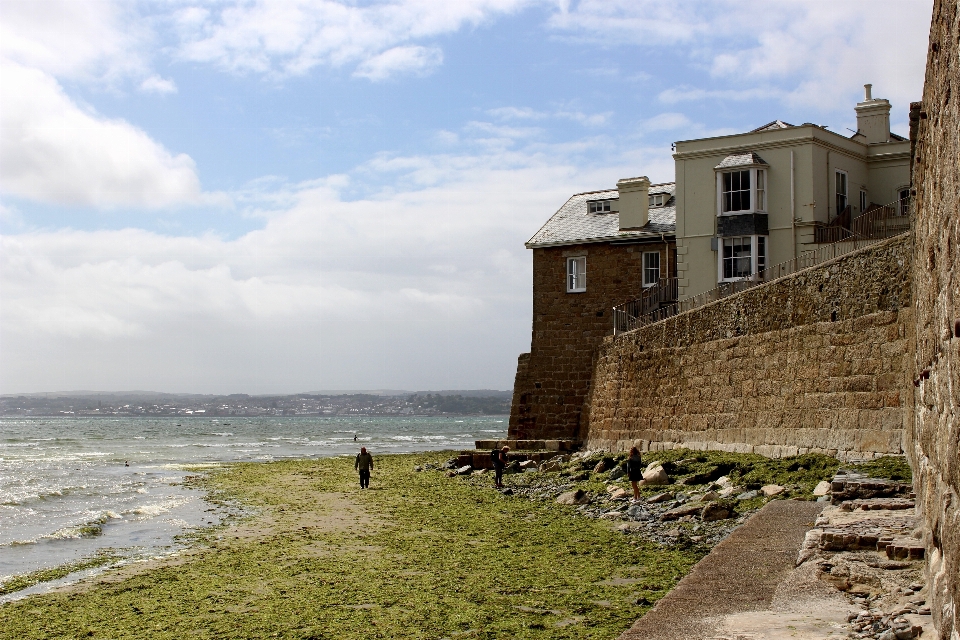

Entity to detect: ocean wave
[126,496,191,518]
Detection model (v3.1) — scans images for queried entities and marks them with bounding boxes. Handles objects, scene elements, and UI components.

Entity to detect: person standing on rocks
[355,447,373,489]
[627,446,644,502]
[493,446,509,489]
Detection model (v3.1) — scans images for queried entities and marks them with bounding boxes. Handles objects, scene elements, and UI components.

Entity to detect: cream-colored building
[672,85,911,299]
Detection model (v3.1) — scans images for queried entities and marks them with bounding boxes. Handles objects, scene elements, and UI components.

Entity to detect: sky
[0,0,934,395]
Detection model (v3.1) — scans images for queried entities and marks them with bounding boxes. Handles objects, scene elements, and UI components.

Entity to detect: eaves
[526,232,676,250]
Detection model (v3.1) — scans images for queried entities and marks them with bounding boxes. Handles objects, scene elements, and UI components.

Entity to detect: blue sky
[0,0,933,394]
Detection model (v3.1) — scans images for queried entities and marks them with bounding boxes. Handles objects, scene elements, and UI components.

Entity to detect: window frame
[587,200,612,214]
[566,256,587,293]
[835,169,848,215]
[859,189,868,213]
[716,167,767,216]
[717,235,769,283]
[897,188,910,216]
[648,193,666,207]
[642,251,661,287]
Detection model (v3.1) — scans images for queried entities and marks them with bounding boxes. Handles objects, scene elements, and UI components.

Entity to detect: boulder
[813,481,832,496]
[642,465,669,485]
[556,489,591,505]
[701,502,732,521]
[503,461,521,475]
[646,492,674,504]
[519,459,537,469]
[626,504,646,518]
[718,486,741,498]
[737,490,760,500]
[609,488,628,500]
[608,466,626,481]
[715,475,732,488]
[456,465,472,475]
[645,460,663,472]
[699,491,719,502]
[594,457,615,473]
[414,466,423,472]
[661,502,704,521]
[539,459,562,473]
[761,484,785,496]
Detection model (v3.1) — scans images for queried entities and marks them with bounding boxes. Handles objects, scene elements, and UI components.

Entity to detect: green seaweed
[0,551,121,597]
[849,456,913,482]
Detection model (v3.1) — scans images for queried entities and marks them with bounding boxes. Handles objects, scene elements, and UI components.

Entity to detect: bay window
[718,235,768,282]
[717,167,767,215]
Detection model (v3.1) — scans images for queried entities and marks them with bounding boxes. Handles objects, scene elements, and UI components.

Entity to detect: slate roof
[751,120,795,132]
[715,152,769,169]
[526,183,676,248]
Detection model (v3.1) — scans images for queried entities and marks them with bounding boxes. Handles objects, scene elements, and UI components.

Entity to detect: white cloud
[353,45,442,81]
[643,112,692,131]
[0,61,200,208]
[174,0,533,80]
[139,74,178,94]
[487,105,611,127]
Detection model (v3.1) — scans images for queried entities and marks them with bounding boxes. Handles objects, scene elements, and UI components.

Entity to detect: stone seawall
[908,1,959,637]
[583,234,914,460]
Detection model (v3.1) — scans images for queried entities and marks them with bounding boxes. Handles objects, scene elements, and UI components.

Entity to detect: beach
[0,451,702,639]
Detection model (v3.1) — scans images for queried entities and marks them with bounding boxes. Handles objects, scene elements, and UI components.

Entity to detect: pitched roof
[751,120,795,132]
[526,183,676,248]
[714,151,769,169]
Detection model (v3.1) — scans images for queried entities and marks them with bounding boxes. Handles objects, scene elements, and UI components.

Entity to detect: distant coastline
[0,391,511,418]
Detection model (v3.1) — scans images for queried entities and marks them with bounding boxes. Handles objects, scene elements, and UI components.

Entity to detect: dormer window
[715,152,768,216]
[587,200,612,213]
[649,193,666,207]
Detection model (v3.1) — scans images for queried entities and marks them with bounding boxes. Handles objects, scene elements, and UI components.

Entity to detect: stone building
[509,88,915,444]
[508,180,677,440]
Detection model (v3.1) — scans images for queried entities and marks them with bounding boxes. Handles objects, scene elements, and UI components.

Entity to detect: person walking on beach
[355,447,373,489]
[627,446,644,502]
[493,445,509,489]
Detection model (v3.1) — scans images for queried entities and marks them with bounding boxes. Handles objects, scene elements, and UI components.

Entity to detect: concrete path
[618,499,825,640]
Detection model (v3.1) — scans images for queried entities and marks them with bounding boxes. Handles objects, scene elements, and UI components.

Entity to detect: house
[508,85,913,444]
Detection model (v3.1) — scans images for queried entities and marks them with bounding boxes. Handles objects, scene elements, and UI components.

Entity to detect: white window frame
[642,251,660,287]
[897,187,910,216]
[717,235,768,283]
[566,256,586,293]
[648,193,665,207]
[716,168,767,216]
[587,200,612,214]
[835,170,848,215]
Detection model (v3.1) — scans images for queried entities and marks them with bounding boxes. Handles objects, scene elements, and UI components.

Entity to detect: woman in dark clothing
[494,446,509,489]
[627,446,644,502]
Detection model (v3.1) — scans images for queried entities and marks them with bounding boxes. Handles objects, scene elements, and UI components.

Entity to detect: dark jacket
[355,452,373,471]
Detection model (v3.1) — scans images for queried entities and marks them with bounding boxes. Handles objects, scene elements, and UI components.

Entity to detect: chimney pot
[864,83,873,101]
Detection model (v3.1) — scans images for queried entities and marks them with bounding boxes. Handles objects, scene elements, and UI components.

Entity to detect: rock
[879,630,897,640]
[645,460,662,472]
[700,491,719,502]
[715,475,732,488]
[661,502,703,521]
[539,459,562,473]
[647,492,674,504]
[718,486,741,498]
[414,466,423,472]
[626,505,645,518]
[556,489,591,505]
[609,488,628,500]
[594,457,615,473]
[500,488,513,496]
[608,466,626,481]
[642,465,669,485]
[446,470,457,477]
[817,495,830,502]
[503,461,521,475]
[456,465,472,475]
[761,484,785,496]
[701,502,732,521]
[737,490,759,500]
[571,471,590,482]
[885,538,925,560]
[813,480,832,496]
[472,469,487,475]
[519,460,537,469]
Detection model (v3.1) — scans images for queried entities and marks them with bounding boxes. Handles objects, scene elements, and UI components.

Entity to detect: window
[719,235,768,282]
[566,257,586,292]
[642,252,660,287]
[898,188,910,216]
[649,193,665,207]
[835,170,848,214]
[860,190,868,213]
[587,200,612,213]
[722,170,751,212]
[717,168,766,215]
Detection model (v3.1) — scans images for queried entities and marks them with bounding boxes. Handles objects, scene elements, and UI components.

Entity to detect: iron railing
[612,278,678,334]
[612,196,910,336]
[814,201,910,243]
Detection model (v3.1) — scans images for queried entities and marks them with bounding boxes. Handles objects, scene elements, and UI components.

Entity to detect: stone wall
[583,233,914,459]
[509,240,673,440]
[908,1,960,637]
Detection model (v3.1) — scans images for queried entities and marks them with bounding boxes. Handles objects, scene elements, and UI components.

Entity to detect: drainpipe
[661,232,668,279]
[790,150,797,259]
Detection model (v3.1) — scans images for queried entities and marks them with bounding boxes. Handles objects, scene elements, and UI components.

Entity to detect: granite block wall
[583,233,914,459]
[908,1,960,637]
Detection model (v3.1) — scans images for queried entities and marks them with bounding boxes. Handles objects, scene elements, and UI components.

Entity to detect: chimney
[855,83,892,144]
[617,176,650,230]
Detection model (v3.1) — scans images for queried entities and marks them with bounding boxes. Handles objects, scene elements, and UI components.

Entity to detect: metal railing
[612,196,910,336]
[814,201,910,244]
[613,278,678,334]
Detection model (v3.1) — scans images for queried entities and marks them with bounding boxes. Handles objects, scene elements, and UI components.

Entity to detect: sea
[0,415,505,599]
